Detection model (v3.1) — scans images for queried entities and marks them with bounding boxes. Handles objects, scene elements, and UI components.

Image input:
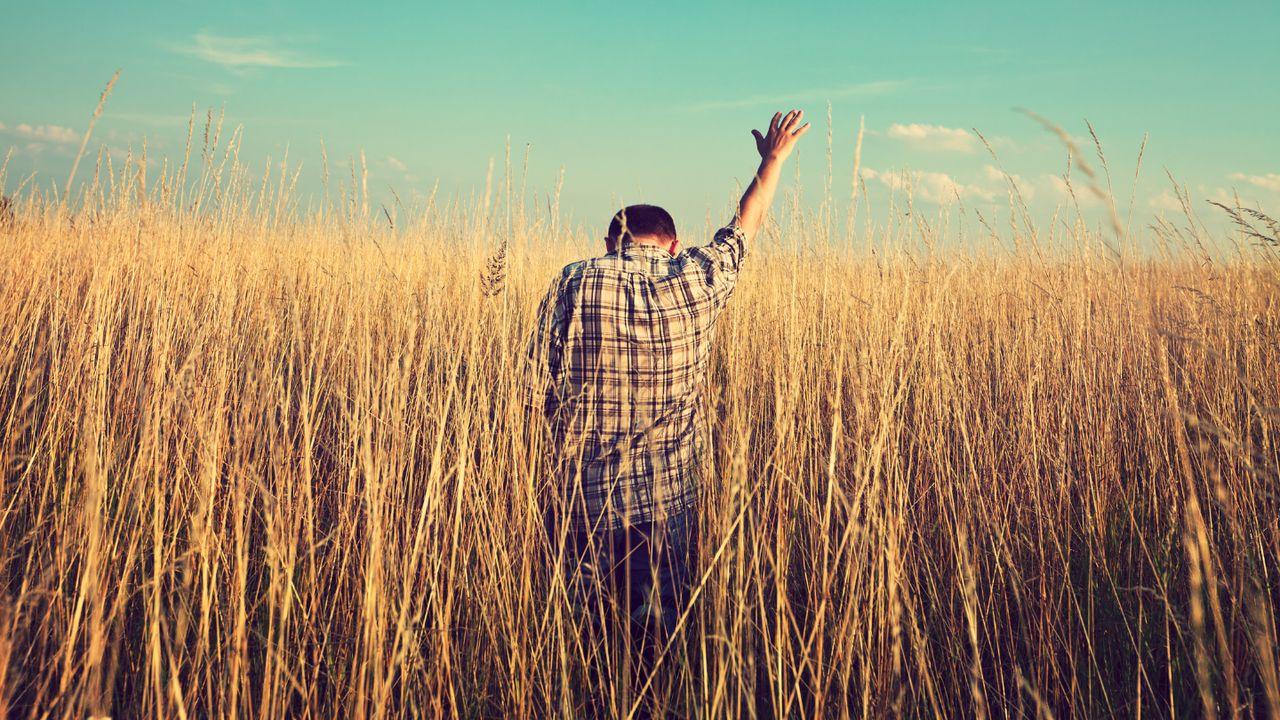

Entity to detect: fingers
[781,109,804,132]
[762,110,808,156]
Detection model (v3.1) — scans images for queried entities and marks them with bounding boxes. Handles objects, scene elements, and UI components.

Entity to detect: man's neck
[621,236,675,254]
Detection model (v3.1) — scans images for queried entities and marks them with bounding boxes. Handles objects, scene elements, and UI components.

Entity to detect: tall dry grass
[1,113,1279,719]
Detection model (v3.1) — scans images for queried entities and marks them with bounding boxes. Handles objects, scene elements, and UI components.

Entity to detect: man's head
[605,204,678,255]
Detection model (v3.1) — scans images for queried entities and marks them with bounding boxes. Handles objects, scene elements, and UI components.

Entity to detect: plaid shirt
[526,225,747,531]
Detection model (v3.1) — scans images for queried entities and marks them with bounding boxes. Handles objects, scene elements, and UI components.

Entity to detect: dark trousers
[545,507,698,716]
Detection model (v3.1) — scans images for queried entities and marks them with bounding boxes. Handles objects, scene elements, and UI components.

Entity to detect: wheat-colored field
[1,121,1278,719]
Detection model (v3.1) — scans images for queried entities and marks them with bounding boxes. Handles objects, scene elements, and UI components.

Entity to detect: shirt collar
[615,243,673,259]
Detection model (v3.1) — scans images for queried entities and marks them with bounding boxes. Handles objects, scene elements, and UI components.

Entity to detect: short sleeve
[680,224,747,309]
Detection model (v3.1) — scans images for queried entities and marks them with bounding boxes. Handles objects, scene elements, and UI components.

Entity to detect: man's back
[528,111,808,699]
[528,226,746,531]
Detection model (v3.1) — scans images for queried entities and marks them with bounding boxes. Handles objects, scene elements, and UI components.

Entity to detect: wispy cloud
[1045,174,1100,207]
[387,155,408,173]
[887,123,976,153]
[1148,189,1185,212]
[862,167,997,205]
[1228,172,1280,192]
[1146,182,1272,216]
[983,164,1034,199]
[170,33,342,69]
[1,122,79,144]
[689,80,907,112]
[1207,186,1271,208]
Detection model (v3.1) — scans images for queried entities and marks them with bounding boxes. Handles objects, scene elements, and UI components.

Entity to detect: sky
[2,0,1278,239]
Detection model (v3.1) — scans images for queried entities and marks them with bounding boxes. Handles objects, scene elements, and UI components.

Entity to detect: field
[1,125,1279,719]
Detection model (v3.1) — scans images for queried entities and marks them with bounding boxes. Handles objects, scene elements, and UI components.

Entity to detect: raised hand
[733,110,809,240]
[751,109,811,162]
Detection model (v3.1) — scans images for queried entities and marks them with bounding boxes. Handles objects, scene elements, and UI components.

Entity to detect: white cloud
[4,122,79,144]
[1148,185,1267,214]
[1045,174,1100,208]
[105,128,145,144]
[387,155,408,173]
[887,123,976,153]
[863,168,996,205]
[1045,175,1073,202]
[1148,189,1184,212]
[1227,172,1280,192]
[982,164,1035,200]
[1208,186,1272,208]
[690,80,906,112]
[171,33,342,69]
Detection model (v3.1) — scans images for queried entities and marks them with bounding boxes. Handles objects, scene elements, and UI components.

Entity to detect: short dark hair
[607,204,676,247]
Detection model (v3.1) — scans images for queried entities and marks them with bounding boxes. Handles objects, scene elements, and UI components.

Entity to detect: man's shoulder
[558,258,588,279]
[545,259,591,291]
[546,256,624,297]
[543,255,621,294]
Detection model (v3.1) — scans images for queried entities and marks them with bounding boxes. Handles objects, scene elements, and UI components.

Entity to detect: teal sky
[3,0,1278,237]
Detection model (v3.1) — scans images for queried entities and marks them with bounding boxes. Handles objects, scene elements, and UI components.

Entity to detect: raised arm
[736,109,810,240]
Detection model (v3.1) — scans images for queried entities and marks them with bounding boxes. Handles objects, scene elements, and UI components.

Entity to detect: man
[526,110,809,671]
